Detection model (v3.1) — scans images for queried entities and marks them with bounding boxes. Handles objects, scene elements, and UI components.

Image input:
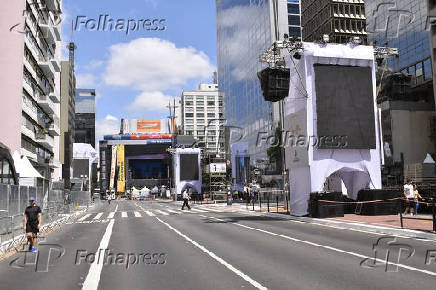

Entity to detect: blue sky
[61,0,217,141]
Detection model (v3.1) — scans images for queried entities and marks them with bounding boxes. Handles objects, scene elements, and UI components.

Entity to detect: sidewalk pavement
[202,203,436,241]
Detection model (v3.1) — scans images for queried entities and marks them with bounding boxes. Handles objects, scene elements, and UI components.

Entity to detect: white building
[180,84,225,156]
[0,0,63,185]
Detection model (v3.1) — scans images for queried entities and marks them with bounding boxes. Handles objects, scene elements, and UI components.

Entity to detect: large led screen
[180,154,199,181]
[314,64,376,149]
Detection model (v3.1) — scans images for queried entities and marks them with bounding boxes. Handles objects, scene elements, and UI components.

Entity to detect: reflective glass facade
[366,0,432,80]
[216,0,276,170]
[288,0,301,39]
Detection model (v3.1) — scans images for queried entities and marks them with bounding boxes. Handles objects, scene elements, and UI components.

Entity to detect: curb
[201,203,436,241]
[261,211,436,241]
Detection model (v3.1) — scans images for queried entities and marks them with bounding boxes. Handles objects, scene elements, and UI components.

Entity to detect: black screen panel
[314,64,376,149]
[180,154,199,181]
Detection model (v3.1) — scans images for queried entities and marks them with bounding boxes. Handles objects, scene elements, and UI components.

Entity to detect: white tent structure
[283,42,382,216]
[12,151,43,186]
[73,143,98,192]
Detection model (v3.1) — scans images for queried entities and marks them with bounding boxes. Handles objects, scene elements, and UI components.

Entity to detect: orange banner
[137,119,161,132]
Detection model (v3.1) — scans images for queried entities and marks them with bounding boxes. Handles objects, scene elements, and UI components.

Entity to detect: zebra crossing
[72,206,253,224]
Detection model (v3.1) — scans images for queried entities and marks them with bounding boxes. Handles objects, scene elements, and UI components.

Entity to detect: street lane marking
[78,214,91,222]
[165,209,180,214]
[155,210,169,216]
[93,213,103,220]
[191,208,207,213]
[204,216,436,277]
[144,210,155,217]
[82,219,115,290]
[134,211,142,217]
[155,217,267,290]
[114,204,118,212]
[107,212,115,219]
[121,211,128,218]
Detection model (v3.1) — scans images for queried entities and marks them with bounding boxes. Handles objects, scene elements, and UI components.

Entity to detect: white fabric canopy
[284,43,382,216]
[12,151,43,178]
[73,143,98,163]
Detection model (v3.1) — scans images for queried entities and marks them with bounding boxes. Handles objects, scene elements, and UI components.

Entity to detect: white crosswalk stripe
[155,210,169,216]
[165,209,180,214]
[107,212,115,219]
[78,214,91,221]
[134,211,142,217]
[121,211,128,218]
[93,213,104,220]
[144,210,155,216]
[190,208,207,213]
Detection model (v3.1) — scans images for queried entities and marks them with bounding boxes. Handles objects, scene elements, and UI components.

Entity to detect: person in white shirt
[181,189,191,210]
[403,179,414,215]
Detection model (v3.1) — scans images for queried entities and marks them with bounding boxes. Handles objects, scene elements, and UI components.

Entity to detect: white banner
[210,163,226,173]
[109,145,117,191]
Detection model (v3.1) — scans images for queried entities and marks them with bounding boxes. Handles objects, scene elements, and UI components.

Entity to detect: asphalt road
[0,200,435,290]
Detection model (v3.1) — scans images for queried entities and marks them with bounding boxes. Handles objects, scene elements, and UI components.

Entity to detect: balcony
[22,96,38,121]
[37,95,55,115]
[37,55,55,78]
[49,158,61,168]
[38,13,56,44]
[35,132,54,149]
[49,90,60,103]
[50,58,60,72]
[47,122,60,136]
[21,148,37,162]
[45,0,61,14]
[21,125,35,140]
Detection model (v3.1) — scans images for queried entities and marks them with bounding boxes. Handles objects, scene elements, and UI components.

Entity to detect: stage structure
[271,42,389,216]
[172,148,202,196]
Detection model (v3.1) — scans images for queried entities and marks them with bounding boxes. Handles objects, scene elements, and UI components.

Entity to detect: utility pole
[166,99,179,194]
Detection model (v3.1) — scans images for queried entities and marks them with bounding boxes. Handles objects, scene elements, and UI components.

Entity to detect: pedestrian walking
[403,179,414,215]
[181,189,191,210]
[413,184,422,215]
[23,197,42,252]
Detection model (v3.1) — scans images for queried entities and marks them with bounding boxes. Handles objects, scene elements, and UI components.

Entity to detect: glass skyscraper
[216,0,288,174]
[366,0,433,82]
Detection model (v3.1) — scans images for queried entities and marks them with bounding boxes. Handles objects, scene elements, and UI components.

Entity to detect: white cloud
[127,91,173,112]
[103,38,215,91]
[95,115,120,145]
[85,60,105,70]
[76,73,97,88]
[105,114,118,121]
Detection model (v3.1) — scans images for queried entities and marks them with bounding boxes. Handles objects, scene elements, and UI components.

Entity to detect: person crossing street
[181,188,191,210]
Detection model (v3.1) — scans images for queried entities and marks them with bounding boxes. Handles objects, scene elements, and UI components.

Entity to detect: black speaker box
[257,67,290,102]
[309,192,344,218]
[357,189,401,216]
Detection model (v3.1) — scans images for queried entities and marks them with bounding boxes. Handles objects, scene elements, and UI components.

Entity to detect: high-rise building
[287,0,302,40]
[0,0,63,185]
[301,0,367,44]
[181,84,225,156]
[74,89,96,148]
[59,44,76,189]
[366,0,432,89]
[216,0,288,176]
[364,0,436,181]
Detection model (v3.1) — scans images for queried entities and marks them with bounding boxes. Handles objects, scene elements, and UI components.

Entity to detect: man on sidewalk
[23,196,42,252]
[403,179,415,215]
[181,188,191,210]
